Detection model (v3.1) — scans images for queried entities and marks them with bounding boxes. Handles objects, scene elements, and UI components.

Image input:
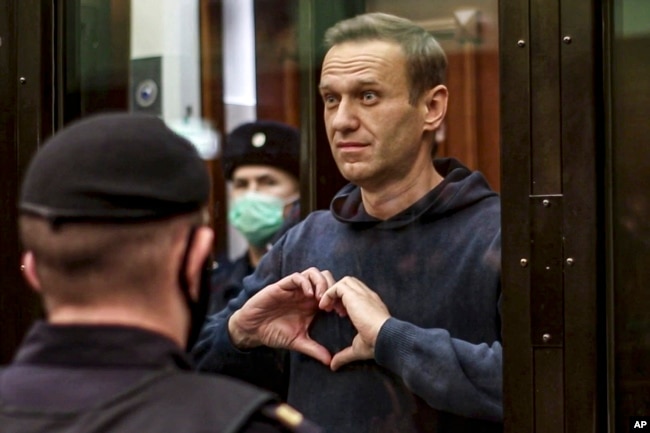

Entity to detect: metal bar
[0,0,53,362]
[602,0,617,431]
[534,348,565,433]
[560,0,602,431]
[500,0,534,429]
[530,194,564,347]
[0,0,21,364]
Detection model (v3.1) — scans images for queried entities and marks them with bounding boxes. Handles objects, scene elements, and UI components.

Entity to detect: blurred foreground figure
[0,113,321,433]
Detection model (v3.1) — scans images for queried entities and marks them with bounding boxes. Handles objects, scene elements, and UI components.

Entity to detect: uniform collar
[12,321,193,370]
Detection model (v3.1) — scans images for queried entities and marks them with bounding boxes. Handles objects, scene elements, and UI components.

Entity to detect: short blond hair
[324,12,447,105]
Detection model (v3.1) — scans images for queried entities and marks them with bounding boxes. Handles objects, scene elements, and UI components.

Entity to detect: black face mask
[178,226,213,351]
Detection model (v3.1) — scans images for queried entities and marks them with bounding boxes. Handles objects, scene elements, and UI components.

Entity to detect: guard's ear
[21,251,42,292]
[422,84,448,132]
[185,226,214,300]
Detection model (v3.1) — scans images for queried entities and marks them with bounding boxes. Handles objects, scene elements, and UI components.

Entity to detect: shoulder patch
[261,403,323,433]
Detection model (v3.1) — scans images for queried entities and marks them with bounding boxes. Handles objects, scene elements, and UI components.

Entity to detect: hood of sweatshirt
[330,157,498,230]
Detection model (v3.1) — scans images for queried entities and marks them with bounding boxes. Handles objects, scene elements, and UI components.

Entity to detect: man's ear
[185,227,214,300]
[21,251,42,292]
[422,84,448,132]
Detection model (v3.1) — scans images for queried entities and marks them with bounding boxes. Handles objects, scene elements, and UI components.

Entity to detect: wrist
[227,310,256,349]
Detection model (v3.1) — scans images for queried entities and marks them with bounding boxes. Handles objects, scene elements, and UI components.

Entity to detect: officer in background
[0,113,320,433]
[211,120,301,315]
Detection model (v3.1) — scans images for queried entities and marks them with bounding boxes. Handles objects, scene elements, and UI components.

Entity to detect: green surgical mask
[228,191,285,247]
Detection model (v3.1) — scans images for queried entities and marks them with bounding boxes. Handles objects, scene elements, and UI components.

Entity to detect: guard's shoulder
[256,402,323,433]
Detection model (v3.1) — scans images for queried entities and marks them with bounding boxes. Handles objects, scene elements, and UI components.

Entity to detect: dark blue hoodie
[193,158,503,433]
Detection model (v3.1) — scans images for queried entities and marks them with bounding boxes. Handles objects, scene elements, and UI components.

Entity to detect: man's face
[231,165,299,203]
[319,39,433,191]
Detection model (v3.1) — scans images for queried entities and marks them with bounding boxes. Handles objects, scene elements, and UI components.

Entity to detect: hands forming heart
[227,268,391,371]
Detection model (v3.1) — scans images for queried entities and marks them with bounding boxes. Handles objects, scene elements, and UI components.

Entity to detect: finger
[318,283,342,311]
[293,337,332,366]
[294,267,323,297]
[314,270,337,300]
[323,292,346,317]
[297,273,319,298]
[338,275,365,292]
[303,267,337,300]
[333,303,348,317]
[330,346,356,371]
[278,272,315,299]
[275,272,304,291]
[322,270,336,286]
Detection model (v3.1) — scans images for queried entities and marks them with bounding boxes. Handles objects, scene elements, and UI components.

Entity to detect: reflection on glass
[611,0,650,428]
[367,0,500,192]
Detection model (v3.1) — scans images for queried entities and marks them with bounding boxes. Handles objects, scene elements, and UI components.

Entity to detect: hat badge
[251,132,267,148]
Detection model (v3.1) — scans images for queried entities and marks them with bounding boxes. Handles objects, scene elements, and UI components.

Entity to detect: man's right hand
[228,267,335,366]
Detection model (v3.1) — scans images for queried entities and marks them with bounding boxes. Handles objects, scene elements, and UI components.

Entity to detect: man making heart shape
[193,12,503,433]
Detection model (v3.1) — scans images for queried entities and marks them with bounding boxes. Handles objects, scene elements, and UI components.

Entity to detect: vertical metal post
[0,0,54,363]
[501,0,602,431]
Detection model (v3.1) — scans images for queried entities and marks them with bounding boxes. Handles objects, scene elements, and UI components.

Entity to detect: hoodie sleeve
[374,317,502,422]
[191,250,290,398]
[191,304,247,371]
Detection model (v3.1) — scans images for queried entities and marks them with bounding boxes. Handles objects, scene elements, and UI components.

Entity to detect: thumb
[330,346,356,371]
[293,337,332,366]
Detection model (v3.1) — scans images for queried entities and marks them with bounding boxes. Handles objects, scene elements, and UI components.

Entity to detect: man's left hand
[318,276,390,371]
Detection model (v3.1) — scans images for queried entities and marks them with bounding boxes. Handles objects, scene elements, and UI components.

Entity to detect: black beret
[222,120,300,180]
[19,112,210,222]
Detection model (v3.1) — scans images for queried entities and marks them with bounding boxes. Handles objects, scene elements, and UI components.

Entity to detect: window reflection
[611,0,650,428]
[367,0,500,192]
[62,0,500,260]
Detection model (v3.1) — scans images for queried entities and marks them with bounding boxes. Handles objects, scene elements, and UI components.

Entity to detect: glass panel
[610,0,650,429]
[366,0,500,192]
[58,1,502,430]
[60,0,499,271]
[60,0,130,124]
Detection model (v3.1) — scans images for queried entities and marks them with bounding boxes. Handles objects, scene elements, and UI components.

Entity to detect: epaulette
[260,403,323,433]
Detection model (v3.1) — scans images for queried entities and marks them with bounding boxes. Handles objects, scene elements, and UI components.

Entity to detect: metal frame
[0,1,613,430]
[602,1,616,430]
[500,0,604,431]
[0,0,21,364]
[0,0,53,362]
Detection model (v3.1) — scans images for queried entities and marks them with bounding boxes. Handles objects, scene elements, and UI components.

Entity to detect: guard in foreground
[0,112,321,433]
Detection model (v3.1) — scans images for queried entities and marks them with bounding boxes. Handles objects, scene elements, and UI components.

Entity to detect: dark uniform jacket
[209,253,254,315]
[0,322,320,433]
